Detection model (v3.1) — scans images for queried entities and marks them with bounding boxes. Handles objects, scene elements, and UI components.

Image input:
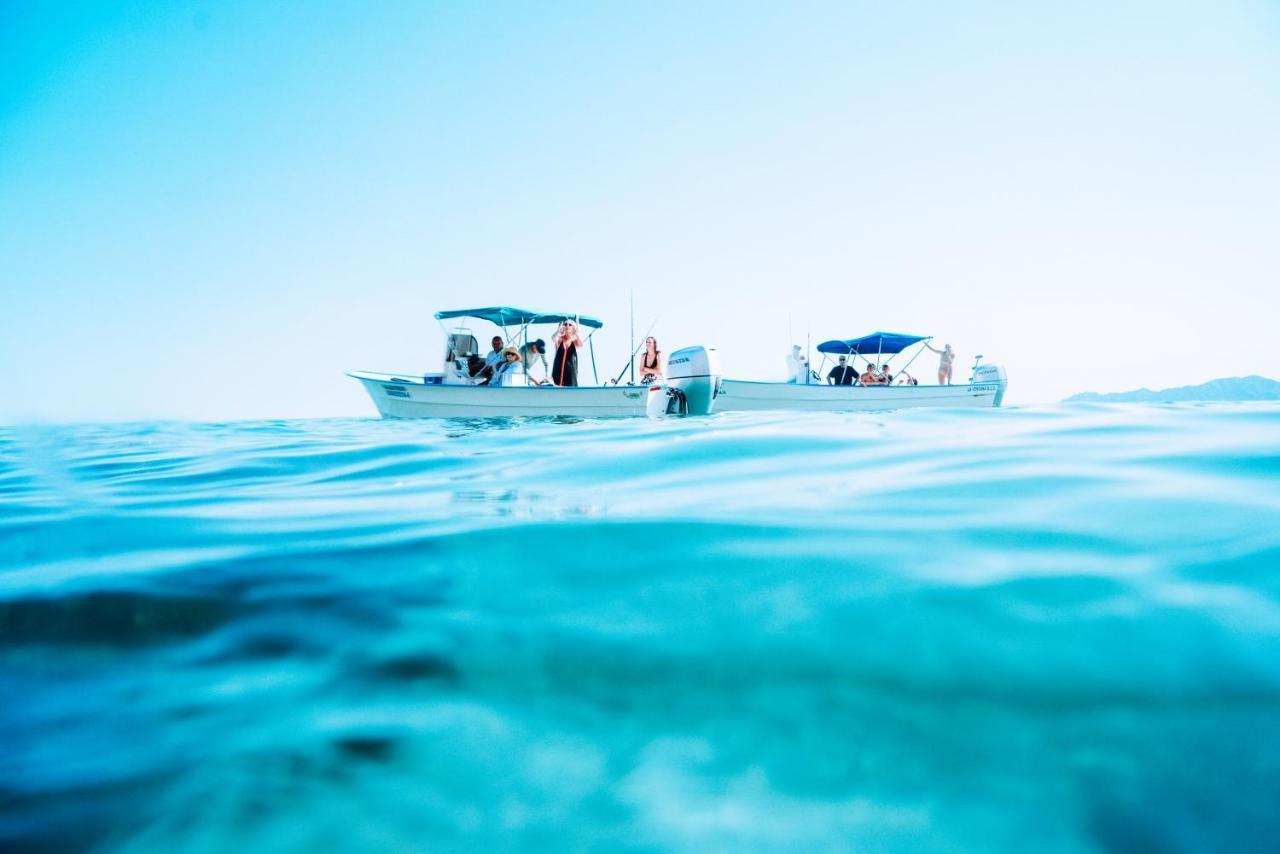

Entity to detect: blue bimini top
[816,332,928,355]
[434,307,604,330]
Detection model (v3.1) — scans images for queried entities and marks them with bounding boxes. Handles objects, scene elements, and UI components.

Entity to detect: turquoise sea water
[3,403,1280,852]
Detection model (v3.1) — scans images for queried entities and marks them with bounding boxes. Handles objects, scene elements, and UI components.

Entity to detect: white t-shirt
[520,345,549,383]
[785,354,801,381]
[786,352,809,383]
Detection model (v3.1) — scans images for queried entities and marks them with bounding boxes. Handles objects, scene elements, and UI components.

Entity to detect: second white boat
[716,331,1007,413]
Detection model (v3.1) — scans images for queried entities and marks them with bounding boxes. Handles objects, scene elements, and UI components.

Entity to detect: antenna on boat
[806,331,812,385]
[629,290,635,385]
[613,313,661,385]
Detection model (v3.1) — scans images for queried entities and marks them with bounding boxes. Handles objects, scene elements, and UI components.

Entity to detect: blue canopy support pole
[588,332,598,385]
[897,338,929,382]
[513,319,533,350]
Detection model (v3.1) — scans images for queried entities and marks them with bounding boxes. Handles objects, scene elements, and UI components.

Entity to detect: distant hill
[1065,375,1280,403]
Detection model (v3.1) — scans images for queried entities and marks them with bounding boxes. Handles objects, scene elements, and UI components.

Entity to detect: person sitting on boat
[640,336,664,383]
[897,369,918,386]
[879,364,893,385]
[488,347,523,386]
[924,342,955,385]
[553,320,584,386]
[859,364,882,385]
[484,336,505,369]
[520,338,549,385]
[468,335,506,383]
[827,356,856,386]
[464,353,488,380]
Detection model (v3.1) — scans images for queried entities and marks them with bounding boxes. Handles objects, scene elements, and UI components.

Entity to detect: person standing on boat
[785,345,808,383]
[553,320,583,386]
[826,356,856,385]
[520,339,549,385]
[924,342,955,384]
[639,337,664,384]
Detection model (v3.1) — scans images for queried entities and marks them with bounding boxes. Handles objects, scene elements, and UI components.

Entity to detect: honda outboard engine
[647,345,721,417]
[970,363,1008,407]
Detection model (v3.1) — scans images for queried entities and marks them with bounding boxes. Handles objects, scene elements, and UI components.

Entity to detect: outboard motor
[647,345,721,417]
[970,362,1008,407]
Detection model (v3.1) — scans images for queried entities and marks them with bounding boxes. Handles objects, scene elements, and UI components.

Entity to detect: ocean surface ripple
[3,403,1280,852]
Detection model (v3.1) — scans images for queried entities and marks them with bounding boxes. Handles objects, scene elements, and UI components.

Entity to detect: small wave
[2,403,1280,851]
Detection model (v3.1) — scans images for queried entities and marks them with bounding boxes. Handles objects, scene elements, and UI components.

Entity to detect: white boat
[717,332,1007,412]
[349,306,720,419]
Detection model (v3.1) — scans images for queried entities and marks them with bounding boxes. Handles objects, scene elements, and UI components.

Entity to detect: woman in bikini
[639,336,664,384]
[553,320,584,386]
[925,342,955,385]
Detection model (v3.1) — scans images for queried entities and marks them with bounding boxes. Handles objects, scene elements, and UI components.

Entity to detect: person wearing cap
[827,355,857,386]
[520,338,549,385]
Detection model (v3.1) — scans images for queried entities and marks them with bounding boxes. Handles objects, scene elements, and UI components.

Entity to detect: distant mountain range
[1065,375,1280,403]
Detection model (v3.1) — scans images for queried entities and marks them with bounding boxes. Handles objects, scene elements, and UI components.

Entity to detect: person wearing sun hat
[488,346,523,387]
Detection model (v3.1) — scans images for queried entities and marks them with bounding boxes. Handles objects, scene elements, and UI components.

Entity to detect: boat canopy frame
[811,331,933,385]
[433,307,603,329]
[434,306,602,385]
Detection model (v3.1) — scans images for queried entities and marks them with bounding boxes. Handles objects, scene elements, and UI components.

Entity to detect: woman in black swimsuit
[639,336,663,383]
[553,320,583,386]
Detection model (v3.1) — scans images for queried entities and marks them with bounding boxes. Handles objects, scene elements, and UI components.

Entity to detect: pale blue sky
[3,1,1279,421]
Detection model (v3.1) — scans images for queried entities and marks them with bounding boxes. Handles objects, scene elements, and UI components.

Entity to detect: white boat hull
[349,371,654,418]
[717,378,1006,412]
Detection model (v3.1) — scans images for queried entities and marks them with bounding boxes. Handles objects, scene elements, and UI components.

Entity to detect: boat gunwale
[719,378,995,390]
[348,371,657,393]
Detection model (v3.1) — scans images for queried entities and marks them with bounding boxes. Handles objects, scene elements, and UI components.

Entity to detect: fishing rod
[612,313,662,384]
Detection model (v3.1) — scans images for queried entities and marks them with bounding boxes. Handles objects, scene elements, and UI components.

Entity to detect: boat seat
[444,359,482,386]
